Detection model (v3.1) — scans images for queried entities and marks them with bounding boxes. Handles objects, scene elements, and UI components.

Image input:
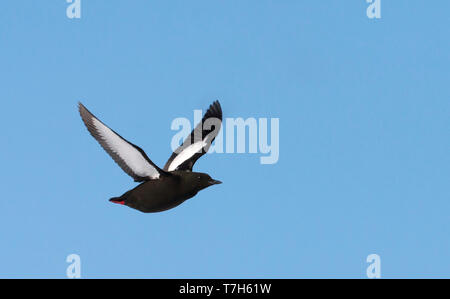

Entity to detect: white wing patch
[91,117,160,179]
[167,139,207,171]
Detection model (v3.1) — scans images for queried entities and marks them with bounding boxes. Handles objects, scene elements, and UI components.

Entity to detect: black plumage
[78,101,222,213]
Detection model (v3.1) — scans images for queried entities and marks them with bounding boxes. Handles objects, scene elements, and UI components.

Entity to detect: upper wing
[164,100,222,172]
[78,103,165,182]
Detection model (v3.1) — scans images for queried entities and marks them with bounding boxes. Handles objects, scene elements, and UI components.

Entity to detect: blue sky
[0,1,448,278]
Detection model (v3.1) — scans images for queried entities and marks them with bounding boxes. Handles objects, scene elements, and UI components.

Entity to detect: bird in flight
[78,101,222,213]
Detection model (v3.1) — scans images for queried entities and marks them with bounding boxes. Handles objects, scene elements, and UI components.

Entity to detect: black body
[111,171,221,213]
[79,101,223,213]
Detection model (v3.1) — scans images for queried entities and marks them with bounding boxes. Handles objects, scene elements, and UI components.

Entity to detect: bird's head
[191,172,222,190]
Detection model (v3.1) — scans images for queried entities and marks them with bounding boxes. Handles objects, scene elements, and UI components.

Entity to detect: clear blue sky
[0,1,448,278]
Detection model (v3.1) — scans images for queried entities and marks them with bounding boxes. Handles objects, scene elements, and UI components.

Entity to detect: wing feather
[164,100,222,171]
[78,103,163,182]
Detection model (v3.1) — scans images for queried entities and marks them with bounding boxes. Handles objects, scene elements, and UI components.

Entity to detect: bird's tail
[109,189,133,205]
[109,197,125,205]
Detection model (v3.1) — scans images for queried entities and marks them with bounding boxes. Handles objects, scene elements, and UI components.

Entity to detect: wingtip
[78,101,86,113]
[78,102,95,129]
[210,100,222,118]
[78,102,94,120]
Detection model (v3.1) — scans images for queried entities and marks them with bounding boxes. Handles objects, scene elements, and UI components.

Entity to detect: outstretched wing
[164,100,222,172]
[78,103,165,182]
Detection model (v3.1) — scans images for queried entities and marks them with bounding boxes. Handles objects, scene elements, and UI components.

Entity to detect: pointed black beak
[209,179,222,185]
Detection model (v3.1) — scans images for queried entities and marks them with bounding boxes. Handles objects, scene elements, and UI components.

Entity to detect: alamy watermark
[366,0,381,19]
[66,0,81,19]
[66,1,382,21]
[366,254,381,278]
[170,109,279,165]
[66,254,81,278]
[63,253,382,277]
